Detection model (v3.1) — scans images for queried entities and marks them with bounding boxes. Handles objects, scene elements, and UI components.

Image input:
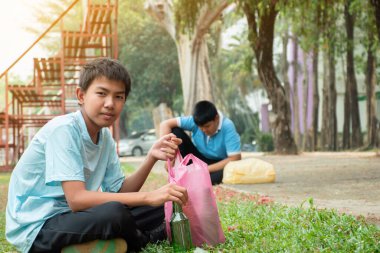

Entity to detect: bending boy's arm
[159,118,179,137]
[62,181,187,212]
[208,153,241,172]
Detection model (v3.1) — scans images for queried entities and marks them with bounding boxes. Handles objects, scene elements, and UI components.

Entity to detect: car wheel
[132,147,143,156]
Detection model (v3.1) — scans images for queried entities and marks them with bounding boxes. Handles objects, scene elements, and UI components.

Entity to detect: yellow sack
[223,158,276,184]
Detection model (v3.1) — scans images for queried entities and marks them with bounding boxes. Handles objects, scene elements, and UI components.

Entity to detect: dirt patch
[224,152,380,226]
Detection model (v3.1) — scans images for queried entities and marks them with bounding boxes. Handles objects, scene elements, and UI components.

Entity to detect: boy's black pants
[172,127,223,185]
[30,201,164,252]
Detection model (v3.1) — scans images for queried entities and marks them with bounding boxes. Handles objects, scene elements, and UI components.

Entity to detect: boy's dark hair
[79,58,131,99]
[193,100,218,126]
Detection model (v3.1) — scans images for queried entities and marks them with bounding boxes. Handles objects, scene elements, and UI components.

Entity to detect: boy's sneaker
[61,238,127,253]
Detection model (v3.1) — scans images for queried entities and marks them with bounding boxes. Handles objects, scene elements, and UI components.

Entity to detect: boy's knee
[172,127,187,138]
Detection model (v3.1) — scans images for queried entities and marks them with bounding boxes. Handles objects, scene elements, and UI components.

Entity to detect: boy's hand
[148,133,182,161]
[148,183,188,206]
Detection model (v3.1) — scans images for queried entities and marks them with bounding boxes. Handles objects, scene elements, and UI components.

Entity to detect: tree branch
[194,0,230,40]
[145,0,176,40]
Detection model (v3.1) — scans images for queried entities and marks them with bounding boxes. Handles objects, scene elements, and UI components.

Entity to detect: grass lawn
[1,164,379,252]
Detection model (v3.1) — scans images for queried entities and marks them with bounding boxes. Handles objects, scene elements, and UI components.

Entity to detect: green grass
[143,198,380,252]
[1,164,379,252]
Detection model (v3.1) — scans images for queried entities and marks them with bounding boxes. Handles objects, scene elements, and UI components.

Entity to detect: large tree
[118,0,182,135]
[343,0,362,149]
[279,1,322,151]
[145,0,230,114]
[241,0,297,154]
[365,0,379,148]
[371,0,380,40]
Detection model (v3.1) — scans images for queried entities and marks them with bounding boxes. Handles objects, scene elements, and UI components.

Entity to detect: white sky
[0,0,45,79]
[0,1,245,78]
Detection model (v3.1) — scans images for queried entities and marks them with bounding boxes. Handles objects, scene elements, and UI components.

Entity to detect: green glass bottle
[170,202,193,252]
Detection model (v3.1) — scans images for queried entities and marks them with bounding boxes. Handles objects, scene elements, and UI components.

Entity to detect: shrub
[257,133,274,152]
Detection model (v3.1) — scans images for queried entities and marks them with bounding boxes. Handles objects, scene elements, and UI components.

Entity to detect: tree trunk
[177,35,214,114]
[311,2,321,151]
[345,0,362,148]
[365,33,378,148]
[145,0,229,114]
[292,37,300,148]
[371,0,380,41]
[282,32,291,99]
[321,0,337,151]
[243,2,297,154]
[343,59,351,149]
[312,44,319,151]
[302,52,309,151]
[321,50,330,150]
[328,45,338,150]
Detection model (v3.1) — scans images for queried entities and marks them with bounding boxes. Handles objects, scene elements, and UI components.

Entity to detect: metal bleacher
[0,0,119,170]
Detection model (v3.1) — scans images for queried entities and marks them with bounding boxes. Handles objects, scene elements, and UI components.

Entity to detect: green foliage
[27,0,83,54]
[118,0,182,134]
[211,26,261,144]
[174,0,213,34]
[128,108,155,133]
[257,132,274,152]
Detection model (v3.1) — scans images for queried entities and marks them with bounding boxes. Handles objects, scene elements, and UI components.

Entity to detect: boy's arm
[208,153,241,172]
[62,181,187,212]
[159,118,179,136]
[118,134,180,192]
[62,133,187,212]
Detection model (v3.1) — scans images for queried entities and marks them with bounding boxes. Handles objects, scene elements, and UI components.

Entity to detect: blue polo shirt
[6,111,125,253]
[177,113,241,160]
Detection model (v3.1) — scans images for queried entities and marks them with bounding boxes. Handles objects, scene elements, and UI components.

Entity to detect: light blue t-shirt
[178,113,241,160]
[6,111,125,253]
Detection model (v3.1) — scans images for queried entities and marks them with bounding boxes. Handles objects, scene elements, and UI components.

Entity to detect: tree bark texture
[344,1,362,149]
[365,34,378,148]
[302,52,310,151]
[371,0,380,41]
[321,50,330,149]
[320,1,337,151]
[292,37,301,148]
[343,66,351,149]
[145,0,229,114]
[328,45,338,151]
[243,2,297,154]
[321,45,337,151]
[312,46,319,150]
[311,2,322,151]
[281,33,291,118]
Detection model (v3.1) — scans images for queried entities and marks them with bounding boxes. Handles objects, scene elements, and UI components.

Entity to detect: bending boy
[160,100,241,185]
[6,58,187,252]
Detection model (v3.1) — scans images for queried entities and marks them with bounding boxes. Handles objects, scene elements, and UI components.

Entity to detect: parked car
[118,129,157,156]
[241,142,257,152]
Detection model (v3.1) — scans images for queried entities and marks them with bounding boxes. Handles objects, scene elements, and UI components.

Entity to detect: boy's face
[76,77,126,135]
[199,115,219,136]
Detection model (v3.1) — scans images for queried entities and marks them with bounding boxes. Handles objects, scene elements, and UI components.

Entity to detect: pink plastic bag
[164,153,226,247]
